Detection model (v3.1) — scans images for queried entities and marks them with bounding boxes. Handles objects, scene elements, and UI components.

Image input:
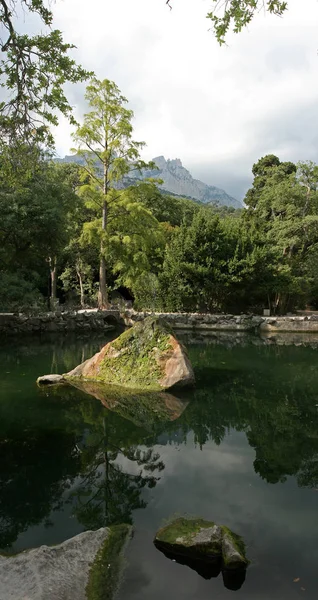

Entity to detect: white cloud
[52,0,318,199]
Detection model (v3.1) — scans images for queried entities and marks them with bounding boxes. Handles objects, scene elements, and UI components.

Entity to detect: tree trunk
[98,173,109,308]
[303,184,311,216]
[273,292,280,315]
[76,264,85,309]
[98,252,108,308]
[49,256,57,311]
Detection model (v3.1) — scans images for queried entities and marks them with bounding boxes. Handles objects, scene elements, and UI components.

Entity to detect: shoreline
[2,309,318,336]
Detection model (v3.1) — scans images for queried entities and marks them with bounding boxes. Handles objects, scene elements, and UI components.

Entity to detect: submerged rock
[157,547,222,580]
[37,316,194,391]
[0,524,131,600]
[156,547,246,590]
[67,379,189,430]
[154,517,248,572]
[222,567,247,591]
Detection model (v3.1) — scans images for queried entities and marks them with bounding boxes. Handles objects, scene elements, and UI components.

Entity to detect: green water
[1,331,318,599]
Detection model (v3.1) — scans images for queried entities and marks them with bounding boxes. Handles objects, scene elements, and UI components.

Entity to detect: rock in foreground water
[65,316,195,391]
[0,525,131,600]
[154,517,247,570]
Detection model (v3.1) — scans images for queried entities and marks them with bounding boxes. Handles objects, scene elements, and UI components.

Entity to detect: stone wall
[0,309,121,335]
[122,311,263,331]
[122,310,318,334]
[2,308,318,336]
[259,315,318,333]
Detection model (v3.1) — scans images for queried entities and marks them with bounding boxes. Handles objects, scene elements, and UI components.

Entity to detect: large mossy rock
[0,525,131,600]
[154,517,248,570]
[64,317,195,391]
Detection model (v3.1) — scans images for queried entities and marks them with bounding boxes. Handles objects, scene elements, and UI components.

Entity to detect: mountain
[135,156,241,208]
[57,154,241,208]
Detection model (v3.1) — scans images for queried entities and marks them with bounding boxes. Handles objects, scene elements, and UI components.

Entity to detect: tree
[72,78,159,308]
[243,156,318,311]
[160,209,231,311]
[0,149,80,310]
[244,154,296,209]
[60,251,97,309]
[46,163,86,309]
[58,164,99,308]
[127,180,200,226]
[0,0,90,145]
[223,217,288,312]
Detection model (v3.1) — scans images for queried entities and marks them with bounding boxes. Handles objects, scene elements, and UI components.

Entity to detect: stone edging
[122,310,318,333]
[2,309,318,335]
[0,309,120,335]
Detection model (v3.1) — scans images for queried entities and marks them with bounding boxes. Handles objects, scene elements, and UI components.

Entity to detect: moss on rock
[90,318,172,390]
[64,317,195,391]
[154,517,248,569]
[156,517,214,545]
[221,526,248,570]
[86,524,132,600]
[155,517,222,560]
[0,528,121,600]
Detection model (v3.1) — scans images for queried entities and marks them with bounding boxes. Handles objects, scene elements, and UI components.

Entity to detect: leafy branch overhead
[0,0,91,144]
[208,0,288,44]
[167,1,288,44]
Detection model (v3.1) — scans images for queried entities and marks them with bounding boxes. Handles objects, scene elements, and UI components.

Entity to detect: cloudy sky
[51,0,318,200]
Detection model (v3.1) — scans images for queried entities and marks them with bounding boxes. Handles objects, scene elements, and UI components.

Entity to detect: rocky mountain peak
[154,157,184,171]
[148,157,241,208]
[153,156,167,170]
[167,158,183,168]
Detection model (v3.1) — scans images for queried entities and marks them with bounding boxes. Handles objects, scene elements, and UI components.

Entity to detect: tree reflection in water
[72,413,164,528]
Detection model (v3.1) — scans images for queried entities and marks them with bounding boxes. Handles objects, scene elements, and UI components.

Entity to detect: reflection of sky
[119,430,318,600]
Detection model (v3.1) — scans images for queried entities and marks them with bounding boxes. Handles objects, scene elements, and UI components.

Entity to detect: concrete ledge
[260,316,318,332]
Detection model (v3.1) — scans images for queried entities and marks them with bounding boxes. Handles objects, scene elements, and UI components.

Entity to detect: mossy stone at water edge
[86,524,132,600]
[154,517,248,570]
[64,317,195,391]
[0,525,132,600]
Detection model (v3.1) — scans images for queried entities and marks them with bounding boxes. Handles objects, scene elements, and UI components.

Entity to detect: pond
[0,330,318,599]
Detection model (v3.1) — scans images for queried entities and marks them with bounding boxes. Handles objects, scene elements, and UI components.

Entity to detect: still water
[1,331,318,599]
